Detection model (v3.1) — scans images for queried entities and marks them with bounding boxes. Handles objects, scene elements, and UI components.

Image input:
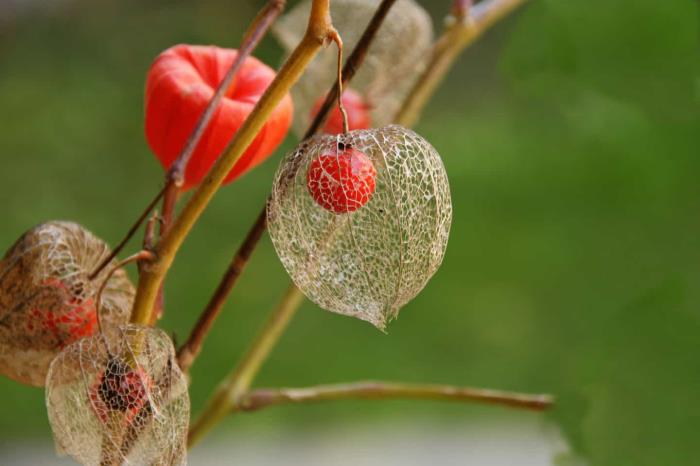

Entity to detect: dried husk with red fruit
[268,125,452,329]
[0,221,134,386]
[46,325,189,466]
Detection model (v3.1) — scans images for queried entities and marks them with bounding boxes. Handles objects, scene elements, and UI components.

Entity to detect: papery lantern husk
[0,221,134,386]
[46,325,189,466]
[267,125,452,329]
[273,0,434,135]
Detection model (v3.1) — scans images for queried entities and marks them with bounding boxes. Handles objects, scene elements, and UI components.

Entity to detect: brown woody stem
[238,381,554,412]
[142,211,160,252]
[176,0,399,373]
[130,0,334,326]
[176,208,267,371]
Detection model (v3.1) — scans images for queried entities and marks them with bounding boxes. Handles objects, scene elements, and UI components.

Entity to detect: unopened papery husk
[268,125,452,329]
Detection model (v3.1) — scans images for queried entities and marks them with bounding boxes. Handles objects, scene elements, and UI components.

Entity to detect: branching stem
[177,0,399,373]
[186,0,534,447]
[238,381,554,412]
[88,186,165,280]
[152,0,287,323]
[130,0,334,326]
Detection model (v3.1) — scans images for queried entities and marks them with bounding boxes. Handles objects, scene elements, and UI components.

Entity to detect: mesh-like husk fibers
[268,125,452,329]
[46,325,189,466]
[0,221,134,386]
[273,0,433,136]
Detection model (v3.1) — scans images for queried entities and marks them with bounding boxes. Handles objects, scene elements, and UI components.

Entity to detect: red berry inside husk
[87,359,152,426]
[311,89,371,135]
[96,358,149,413]
[145,44,293,190]
[306,147,376,213]
[26,278,97,348]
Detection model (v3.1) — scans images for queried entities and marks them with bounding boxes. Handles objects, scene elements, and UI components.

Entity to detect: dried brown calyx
[0,221,134,386]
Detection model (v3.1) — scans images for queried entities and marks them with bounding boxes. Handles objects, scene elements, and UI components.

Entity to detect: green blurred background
[0,0,698,465]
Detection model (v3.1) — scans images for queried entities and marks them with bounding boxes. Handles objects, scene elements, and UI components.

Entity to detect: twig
[238,381,554,412]
[159,185,179,237]
[88,186,165,280]
[130,0,335,325]
[187,285,304,447]
[142,211,160,252]
[94,250,155,335]
[394,0,529,127]
[176,0,400,374]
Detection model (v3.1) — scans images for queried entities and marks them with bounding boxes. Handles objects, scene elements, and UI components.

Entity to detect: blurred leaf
[552,281,700,466]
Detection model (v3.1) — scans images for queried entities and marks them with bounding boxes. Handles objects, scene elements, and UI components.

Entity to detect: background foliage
[0,1,697,465]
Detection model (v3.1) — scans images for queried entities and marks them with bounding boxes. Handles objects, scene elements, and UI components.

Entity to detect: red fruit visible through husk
[88,358,152,423]
[0,221,134,387]
[306,147,376,213]
[26,278,97,346]
[47,325,189,466]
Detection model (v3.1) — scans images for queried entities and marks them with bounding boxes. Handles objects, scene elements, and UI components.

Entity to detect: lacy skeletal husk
[0,221,134,386]
[273,0,433,135]
[46,325,189,466]
[268,125,452,329]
